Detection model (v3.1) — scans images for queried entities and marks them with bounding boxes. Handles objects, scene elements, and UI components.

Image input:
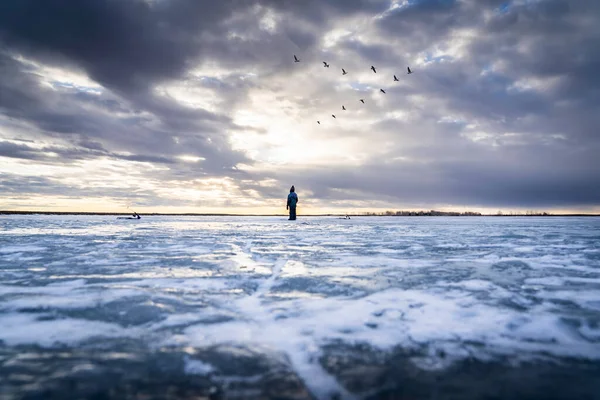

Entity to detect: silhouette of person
[286,186,298,220]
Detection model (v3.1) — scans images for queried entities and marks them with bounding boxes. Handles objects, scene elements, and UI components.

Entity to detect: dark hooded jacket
[287,186,298,208]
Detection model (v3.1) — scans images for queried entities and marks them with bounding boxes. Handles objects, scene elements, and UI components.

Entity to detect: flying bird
[294,55,300,62]
[342,68,348,75]
[360,99,365,103]
[323,61,330,68]
[407,66,413,74]
[394,75,399,81]
[317,121,321,124]
[342,105,346,110]
[332,114,336,119]
[380,89,386,94]
[371,66,377,73]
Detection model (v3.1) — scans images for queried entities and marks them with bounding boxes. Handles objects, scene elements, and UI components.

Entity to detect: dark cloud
[0,173,61,195]
[0,0,228,93]
[0,138,207,177]
[0,141,44,161]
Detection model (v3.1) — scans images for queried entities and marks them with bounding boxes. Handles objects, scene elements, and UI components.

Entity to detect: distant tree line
[494,210,551,216]
[358,210,483,216]
[356,210,554,216]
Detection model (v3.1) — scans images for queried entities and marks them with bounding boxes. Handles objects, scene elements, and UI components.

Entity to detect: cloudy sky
[1,0,599,214]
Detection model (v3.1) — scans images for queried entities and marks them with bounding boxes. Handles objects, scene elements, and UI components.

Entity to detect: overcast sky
[1,0,599,213]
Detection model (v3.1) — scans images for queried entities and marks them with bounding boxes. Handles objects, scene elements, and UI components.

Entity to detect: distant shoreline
[1,211,599,217]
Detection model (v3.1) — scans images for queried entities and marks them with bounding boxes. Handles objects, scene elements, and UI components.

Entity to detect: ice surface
[1,215,600,399]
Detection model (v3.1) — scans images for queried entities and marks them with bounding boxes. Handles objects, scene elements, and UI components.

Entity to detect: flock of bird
[293,55,413,125]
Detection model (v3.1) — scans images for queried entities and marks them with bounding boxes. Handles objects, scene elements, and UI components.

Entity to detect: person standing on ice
[286,185,298,220]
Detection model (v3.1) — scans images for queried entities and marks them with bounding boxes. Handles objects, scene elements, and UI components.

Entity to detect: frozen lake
[1,215,600,399]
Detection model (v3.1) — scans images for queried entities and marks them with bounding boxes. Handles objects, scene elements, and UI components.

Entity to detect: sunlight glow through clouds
[229,93,373,167]
[263,135,368,166]
[230,128,368,167]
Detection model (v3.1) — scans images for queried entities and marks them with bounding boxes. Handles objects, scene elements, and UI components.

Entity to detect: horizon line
[2,211,600,217]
